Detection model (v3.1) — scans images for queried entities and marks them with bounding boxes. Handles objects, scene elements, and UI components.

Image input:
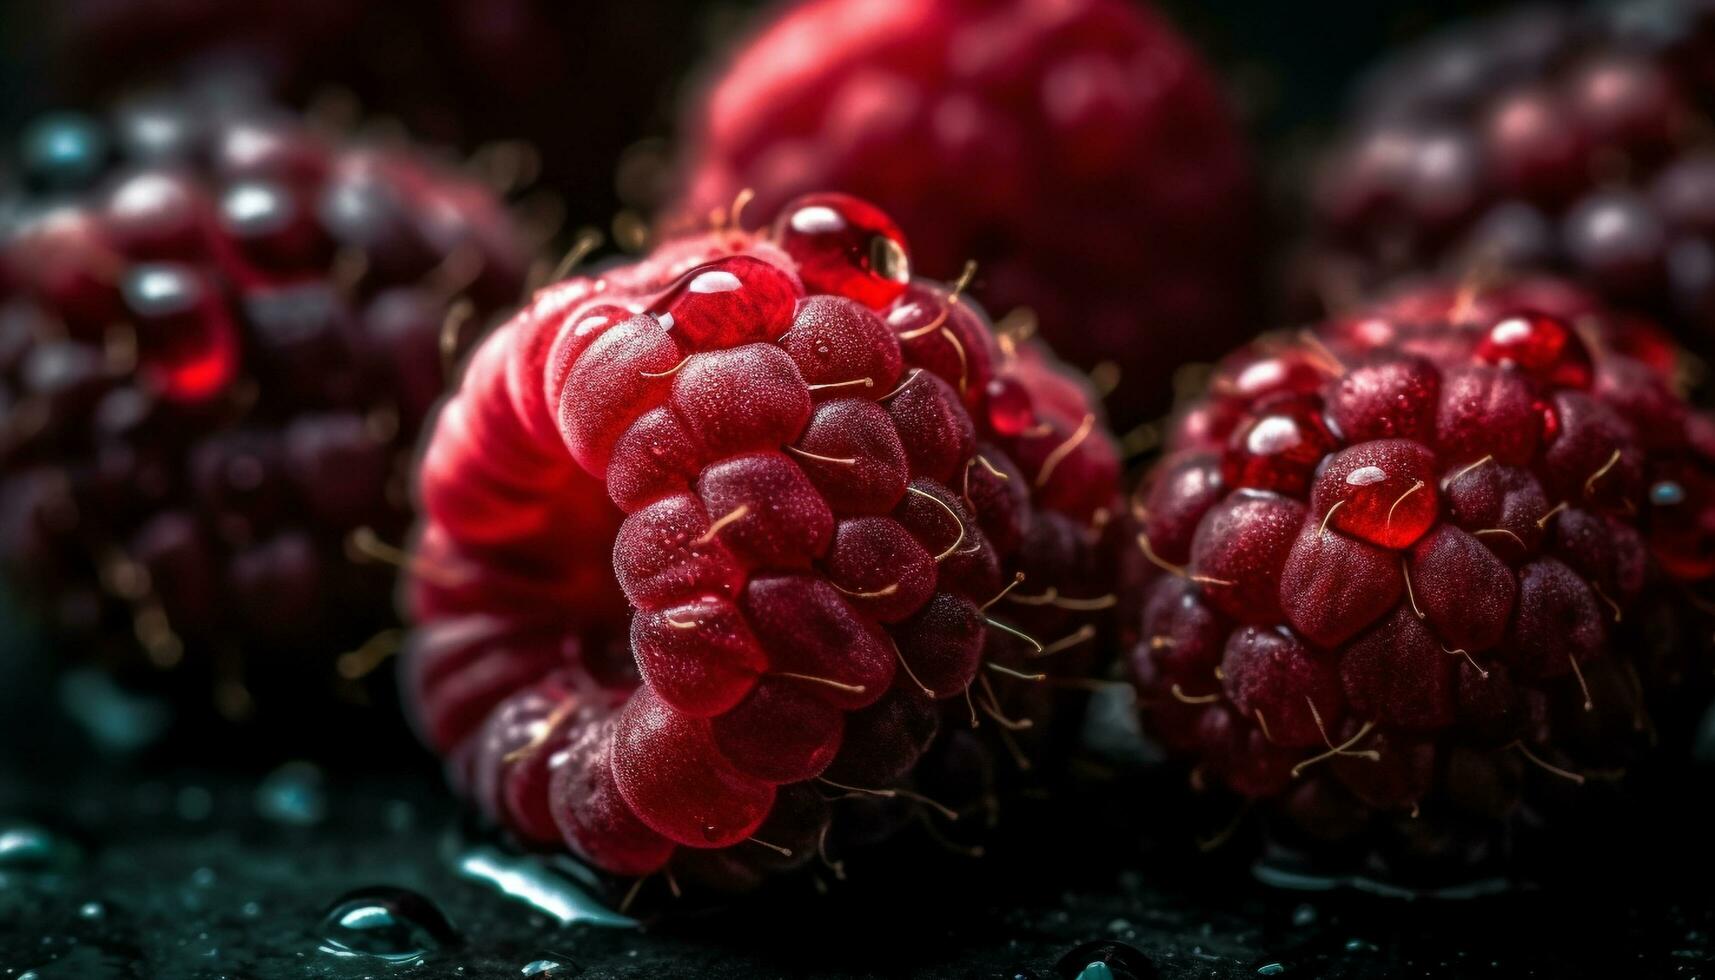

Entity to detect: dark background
[2,1,1713,978]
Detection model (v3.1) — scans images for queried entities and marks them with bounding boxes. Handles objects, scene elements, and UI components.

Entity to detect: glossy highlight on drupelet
[407,192,1128,898]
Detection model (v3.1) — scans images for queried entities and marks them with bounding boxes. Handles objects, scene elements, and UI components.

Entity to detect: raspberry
[668,0,1260,426]
[48,0,682,232]
[1130,275,1714,875]
[408,193,1127,894]
[0,89,529,734]
[1306,1,1715,347]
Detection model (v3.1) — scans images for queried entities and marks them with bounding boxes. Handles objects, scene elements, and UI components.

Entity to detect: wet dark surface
[4,737,1715,979]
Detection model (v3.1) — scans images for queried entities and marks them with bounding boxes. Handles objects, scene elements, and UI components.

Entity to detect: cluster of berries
[0,90,527,729]
[5,0,1713,902]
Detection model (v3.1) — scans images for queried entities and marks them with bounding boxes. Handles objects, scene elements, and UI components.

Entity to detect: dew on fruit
[773,193,911,308]
[316,886,458,963]
[254,761,327,826]
[455,845,637,928]
[22,113,108,188]
[1651,480,1685,506]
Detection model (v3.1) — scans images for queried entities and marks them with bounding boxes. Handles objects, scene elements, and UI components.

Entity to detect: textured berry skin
[669,0,1259,426]
[0,91,529,732]
[408,193,1126,890]
[1306,1,1715,347]
[1130,275,1713,870]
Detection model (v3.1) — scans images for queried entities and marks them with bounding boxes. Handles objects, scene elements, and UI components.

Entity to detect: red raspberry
[0,90,529,734]
[408,193,1127,894]
[668,0,1260,426]
[1131,275,1713,873]
[1305,2,1715,348]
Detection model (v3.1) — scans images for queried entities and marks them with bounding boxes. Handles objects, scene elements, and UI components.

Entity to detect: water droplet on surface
[317,886,458,964]
[1256,964,1286,976]
[454,845,636,929]
[0,823,80,871]
[1291,904,1317,927]
[521,959,570,976]
[77,901,105,920]
[255,762,327,826]
[190,867,216,888]
[1344,938,1377,953]
[1054,940,1155,980]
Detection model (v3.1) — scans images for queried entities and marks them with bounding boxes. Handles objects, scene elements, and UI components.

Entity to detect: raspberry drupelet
[668,0,1260,427]
[0,90,530,735]
[1307,1,1715,348]
[407,193,1127,897]
[1130,274,1714,876]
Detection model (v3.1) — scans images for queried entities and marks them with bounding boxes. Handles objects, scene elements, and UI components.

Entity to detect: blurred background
[0,0,1511,249]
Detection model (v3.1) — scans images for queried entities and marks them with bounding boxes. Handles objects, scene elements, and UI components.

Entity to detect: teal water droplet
[1075,964,1116,980]
[255,762,327,826]
[0,823,80,871]
[78,901,105,920]
[455,846,636,928]
[1291,903,1317,927]
[1344,939,1377,953]
[317,886,458,964]
[521,959,568,976]
[1257,964,1286,976]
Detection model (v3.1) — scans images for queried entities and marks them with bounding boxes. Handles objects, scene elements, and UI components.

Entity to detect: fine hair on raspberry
[1130,273,1713,876]
[407,192,1127,900]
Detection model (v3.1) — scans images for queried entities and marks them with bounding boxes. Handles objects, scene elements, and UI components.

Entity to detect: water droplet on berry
[985,377,1034,436]
[1222,402,1336,496]
[773,193,910,309]
[317,886,457,963]
[1312,440,1439,549]
[1474,314,1592,388]
[650,255,796,347]
[21,113,108,189]
[1651,480,1685,506]
[121,263,239,402]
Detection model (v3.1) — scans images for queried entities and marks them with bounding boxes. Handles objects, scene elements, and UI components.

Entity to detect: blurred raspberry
[44,0,687,228]
[669,0,1261,428]
[0,87,531,742]
[1305,1,1715,350]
